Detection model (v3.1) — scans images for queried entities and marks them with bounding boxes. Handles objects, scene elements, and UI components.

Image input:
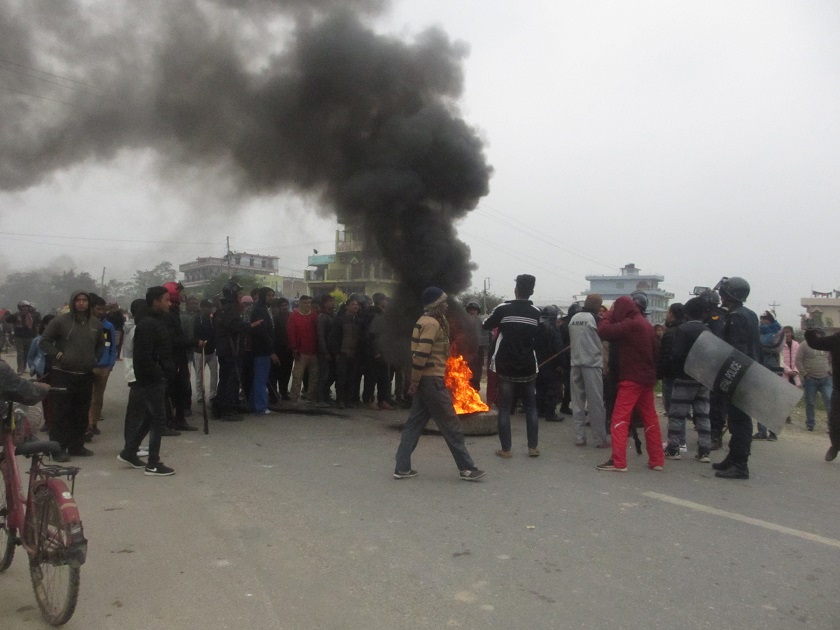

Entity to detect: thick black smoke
[1,0,492,357]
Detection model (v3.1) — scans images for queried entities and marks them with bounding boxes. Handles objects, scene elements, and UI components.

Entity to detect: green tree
[132,262,177,296]
[0,268,97,314]
[103,279,135,305]
[455,289,505,315]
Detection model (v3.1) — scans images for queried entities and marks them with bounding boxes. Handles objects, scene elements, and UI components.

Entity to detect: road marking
[643,491,840,550]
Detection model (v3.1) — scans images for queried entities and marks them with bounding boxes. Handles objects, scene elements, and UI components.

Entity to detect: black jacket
[723,304,761,362]
[165,306,194,363]
[483,299,541,380]
[133,310,175,384]
[250,301,274,357]
[804,329,840,390]
[194,313,216,355]
[669,320,709,380]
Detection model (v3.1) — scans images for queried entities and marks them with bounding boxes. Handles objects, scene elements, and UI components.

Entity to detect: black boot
[715,463,749,479]
[711,454,733,471]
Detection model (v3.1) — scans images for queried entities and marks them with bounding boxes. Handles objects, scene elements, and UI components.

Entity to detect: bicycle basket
[12,403,44,447]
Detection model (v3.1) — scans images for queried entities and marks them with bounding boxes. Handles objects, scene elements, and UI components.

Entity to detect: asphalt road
[2,372,838,630]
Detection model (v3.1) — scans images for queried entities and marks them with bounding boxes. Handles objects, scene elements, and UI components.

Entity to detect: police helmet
[630,290,648,313]
[567,302,583,317]
[465,300,481,313]
[221,278,243,303]
[718,276,750,303]
[698,289,720,307]
[541,305,559,318]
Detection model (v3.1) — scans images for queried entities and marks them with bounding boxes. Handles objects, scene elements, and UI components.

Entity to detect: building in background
[801,290,840,333]
[581,263,674,324]
[180,252,307,297]
[305,214,399,299]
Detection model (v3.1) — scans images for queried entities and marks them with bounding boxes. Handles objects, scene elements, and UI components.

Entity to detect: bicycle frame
[26,461,87,567]
[1,405,87,565]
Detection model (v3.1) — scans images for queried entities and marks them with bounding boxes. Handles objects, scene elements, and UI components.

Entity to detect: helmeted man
[534,305,564,423]
[213,279,253,420]
[710,276,761,480]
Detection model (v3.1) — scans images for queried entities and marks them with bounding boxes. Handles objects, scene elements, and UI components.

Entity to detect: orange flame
[445,354,490,415]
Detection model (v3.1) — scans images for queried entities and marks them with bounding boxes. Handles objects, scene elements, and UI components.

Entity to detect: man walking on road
[119,286,178,476]
[394,287,485,481]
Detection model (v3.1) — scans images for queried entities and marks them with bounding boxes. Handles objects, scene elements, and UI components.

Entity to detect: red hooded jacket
[597,296,658,386]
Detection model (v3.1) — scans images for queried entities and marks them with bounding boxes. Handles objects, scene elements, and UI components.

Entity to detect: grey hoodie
[39,291,104,374]
[569,310,603,368]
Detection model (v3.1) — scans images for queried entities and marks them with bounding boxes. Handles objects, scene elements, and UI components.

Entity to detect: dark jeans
[497,378,539,451]
[336,353,360,405]
[709,389,726,439]
[535,370,560,419]
[467,347,485,393]
[124,380,166,464]
[215,355,240,413]
[726,400,753,465]
[124,382,145,445]
[49,370,93,453]
[368,358,393,404]
[15,336,33,373]
[394,376,475,472]
[803,375,832,429]
[166,359,190,424]
[317,354,336,403]
[251,355,271,413]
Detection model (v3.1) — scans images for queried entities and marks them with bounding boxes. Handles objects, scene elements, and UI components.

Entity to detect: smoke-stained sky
[1,0,838,326]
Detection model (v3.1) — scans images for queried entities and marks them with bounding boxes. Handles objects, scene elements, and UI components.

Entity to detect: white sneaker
[137,446,149,457]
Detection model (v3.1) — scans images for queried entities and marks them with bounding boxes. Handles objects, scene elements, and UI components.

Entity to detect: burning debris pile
[444,354,489,415]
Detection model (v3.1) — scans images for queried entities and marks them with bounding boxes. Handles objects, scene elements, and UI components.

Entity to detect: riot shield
[684,331,802,435]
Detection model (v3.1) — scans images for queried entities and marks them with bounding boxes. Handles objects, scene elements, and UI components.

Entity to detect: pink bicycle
[0,396,87,625]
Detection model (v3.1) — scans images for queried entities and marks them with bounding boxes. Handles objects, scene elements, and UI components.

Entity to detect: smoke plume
[1,0,492,354]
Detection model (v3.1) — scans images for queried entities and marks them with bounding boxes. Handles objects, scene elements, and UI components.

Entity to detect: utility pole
[483,277,490,314]
[769,300,780,314]
[226,236,232,278]
[100,267,106,296]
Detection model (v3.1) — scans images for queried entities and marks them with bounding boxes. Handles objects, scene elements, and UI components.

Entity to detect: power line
[0,57,103,91]
[474,204,619,272]
[459,229,583,285]
[0,84,74,107]
[0,230,218,246]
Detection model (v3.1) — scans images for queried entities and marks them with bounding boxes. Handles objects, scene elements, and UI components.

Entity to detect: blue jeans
[803,375,832,429]
[394,377,475,473]
[251,355,272,413]
[497,378,539,451]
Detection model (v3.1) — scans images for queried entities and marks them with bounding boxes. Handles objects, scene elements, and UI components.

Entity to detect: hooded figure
[39,291,105,460]
[595,296,664,472]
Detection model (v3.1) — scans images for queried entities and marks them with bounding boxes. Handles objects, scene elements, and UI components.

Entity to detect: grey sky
[1,0,838,326]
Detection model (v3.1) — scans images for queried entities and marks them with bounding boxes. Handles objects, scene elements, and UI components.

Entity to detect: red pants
[610,380,664,469]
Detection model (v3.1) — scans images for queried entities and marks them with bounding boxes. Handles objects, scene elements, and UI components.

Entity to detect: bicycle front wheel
[0,456,15,571]
[28,486,80,626]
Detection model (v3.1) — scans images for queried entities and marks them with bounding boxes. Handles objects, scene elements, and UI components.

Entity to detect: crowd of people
[1,272,837,481]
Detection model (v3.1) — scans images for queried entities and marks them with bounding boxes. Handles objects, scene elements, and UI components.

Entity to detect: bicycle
[0,394,87,626]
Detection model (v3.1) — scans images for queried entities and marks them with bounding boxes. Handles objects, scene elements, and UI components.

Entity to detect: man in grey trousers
[568,293,608,448]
